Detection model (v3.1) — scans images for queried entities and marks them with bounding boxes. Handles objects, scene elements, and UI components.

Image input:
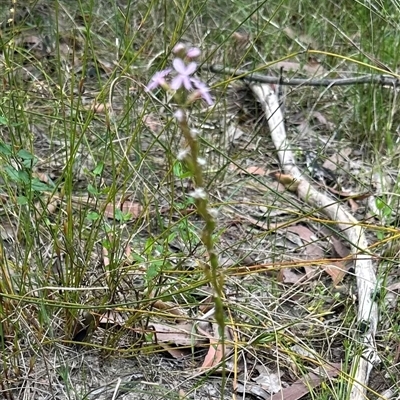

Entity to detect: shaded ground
[0,1,400,399]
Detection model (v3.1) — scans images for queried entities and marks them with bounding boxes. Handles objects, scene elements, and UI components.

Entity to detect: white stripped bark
[250,83,379,400]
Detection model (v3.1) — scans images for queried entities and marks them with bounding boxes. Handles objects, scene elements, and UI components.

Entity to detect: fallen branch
[208,64,400,87]
[250,82,380,400]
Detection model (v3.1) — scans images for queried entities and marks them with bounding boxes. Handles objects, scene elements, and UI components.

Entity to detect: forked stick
[250,83,379,400]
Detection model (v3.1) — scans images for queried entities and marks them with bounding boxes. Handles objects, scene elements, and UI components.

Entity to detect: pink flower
[186,47,201,59]
[172,43,186,55]
[170,58,197,90]
[192,79,214,105]
[145,68,172,91]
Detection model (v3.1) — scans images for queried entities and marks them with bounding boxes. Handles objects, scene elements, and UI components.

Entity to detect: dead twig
[250,82,380,400]
[207,64,400,87]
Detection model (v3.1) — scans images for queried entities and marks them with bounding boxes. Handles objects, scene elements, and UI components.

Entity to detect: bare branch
[207,64,400,87]
[250,82,380,400]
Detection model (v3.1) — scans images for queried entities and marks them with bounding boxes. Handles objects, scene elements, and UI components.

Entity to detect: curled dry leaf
[159,344,190,359]
[330,236,351,259]
[271,60,326,77]
[243,166,269,176]
[281,224,324,279]
[225,123,246,143]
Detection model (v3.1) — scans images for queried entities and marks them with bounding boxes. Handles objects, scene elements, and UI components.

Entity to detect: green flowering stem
[176,109,226,340]
[145,43,224,372]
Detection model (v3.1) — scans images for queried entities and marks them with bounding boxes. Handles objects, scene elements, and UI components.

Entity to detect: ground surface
[0,1,400,399]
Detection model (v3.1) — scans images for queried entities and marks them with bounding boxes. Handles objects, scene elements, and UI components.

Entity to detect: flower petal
[182,76,193,90]
[173,43,186,55]
[172,58,187,74]
[191,78,214,105]
[170,75,184,90]
[145,68,172,92]
[187,47,201,58]
[185,61,197,75]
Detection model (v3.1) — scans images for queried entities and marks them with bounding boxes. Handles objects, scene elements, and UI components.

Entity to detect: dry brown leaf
[386,282,400,292]
[270,363,341,400]
[272,60,327,77]
[158,343,191,359]
[330,236,351,258]
[324,261,348,285]
[33,171,52,183]
[91,102,108,114]
[97,58,115,74]
[125,244,132,258]
[309,111,331,127]
[277,268,305,284]
[151,322,202,346]
[228,163,269,176]
[120,200,143,217]
[286,225,324,278]
[282,27,319,49]
[225,123,246,142]
[103,200,143,220]
[198,323,232,370]
[348,198,359,213]
[326,187,372,201]
[273,173,300,191]
[232,31,251,45]
[198,295,214,314]
[152,300,188,322]
[322,147,352,171]
[98,310,125,327]
[245,166,269,175]
[143,113,163,133]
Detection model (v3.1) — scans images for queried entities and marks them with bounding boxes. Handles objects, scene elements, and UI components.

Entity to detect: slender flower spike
[170,58,198,90]
[145,68,172,91]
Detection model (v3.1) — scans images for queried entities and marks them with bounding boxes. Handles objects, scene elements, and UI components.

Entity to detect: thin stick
[207,64,400,87]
